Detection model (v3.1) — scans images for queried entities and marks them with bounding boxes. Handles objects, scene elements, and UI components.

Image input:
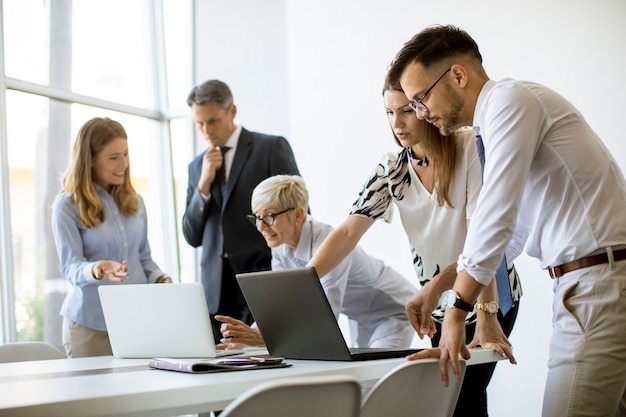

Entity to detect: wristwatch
[476,300,499,315]
[442,290,475,312]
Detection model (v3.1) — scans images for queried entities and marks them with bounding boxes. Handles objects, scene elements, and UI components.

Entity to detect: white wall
[194,1,626,415]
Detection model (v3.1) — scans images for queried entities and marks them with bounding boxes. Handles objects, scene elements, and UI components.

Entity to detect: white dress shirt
[459,78,626,285]
[221,124,241,181]
[271,216,415,342]
[199,125,241,202]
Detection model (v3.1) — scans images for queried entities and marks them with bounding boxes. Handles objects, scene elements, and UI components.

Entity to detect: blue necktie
[475,133,513,315]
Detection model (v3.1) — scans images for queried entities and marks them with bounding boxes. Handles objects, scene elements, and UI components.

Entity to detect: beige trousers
[543,257,626,417]
[62,318,113,358]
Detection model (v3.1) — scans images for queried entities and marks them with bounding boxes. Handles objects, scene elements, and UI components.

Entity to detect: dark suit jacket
[182,128,301,314]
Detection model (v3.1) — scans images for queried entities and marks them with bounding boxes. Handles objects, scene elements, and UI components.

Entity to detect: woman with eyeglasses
[215,174,416,349]
[306,79,522,417]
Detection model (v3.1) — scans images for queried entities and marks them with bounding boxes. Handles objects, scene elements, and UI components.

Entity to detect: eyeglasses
[408,67,451,113]
[246,208,294,227]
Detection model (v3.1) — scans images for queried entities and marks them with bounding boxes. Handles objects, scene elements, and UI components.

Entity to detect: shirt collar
[292,215,314,263]
[224,124,242,149]
[473,79,497,128]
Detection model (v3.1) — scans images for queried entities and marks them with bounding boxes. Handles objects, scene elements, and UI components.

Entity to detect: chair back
[0,342,66,363]
[361,358,466,417]
[219,374,361,417]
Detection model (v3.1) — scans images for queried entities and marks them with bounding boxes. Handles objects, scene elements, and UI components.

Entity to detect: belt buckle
[548,266,562,279]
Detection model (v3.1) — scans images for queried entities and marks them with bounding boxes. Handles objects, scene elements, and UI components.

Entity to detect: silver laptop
[236,267,422,361]
[99,283,242,358]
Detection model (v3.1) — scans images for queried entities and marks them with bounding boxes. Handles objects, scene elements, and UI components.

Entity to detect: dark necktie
[475,132,513,315]
[216,146,231,203]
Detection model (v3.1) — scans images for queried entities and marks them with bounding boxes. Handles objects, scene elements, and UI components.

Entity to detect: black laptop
[236,267,422,361]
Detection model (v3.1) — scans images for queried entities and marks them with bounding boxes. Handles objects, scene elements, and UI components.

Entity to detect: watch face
[442,290,457,308]
[487,302,498,314]
[442,290,474,312]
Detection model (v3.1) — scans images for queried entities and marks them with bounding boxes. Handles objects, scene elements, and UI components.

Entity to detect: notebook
[98,283,243,358]
[236,267,422,361]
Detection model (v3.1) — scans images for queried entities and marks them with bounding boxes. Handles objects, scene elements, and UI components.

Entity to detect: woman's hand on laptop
[155,274,173,283]
[215,315,265,348]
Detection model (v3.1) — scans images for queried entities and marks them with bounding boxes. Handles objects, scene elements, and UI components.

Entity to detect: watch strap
[453,296,474,312]
[443,290,475,312]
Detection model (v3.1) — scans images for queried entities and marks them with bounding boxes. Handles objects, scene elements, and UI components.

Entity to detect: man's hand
[197,147,224,195]
[469,312,516,364]
[215,315,264,348]
[438,307,470,387]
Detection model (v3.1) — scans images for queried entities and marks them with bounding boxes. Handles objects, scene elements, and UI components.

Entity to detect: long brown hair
[61,117,138,228]
[382,78,457,207]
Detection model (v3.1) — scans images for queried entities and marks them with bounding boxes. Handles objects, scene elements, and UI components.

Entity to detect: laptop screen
[99,283,223,358]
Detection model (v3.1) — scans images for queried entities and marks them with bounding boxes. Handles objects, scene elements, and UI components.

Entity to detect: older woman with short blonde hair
[217,174,416,349]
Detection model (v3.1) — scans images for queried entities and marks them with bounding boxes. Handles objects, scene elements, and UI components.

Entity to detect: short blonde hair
[251,175,309,213]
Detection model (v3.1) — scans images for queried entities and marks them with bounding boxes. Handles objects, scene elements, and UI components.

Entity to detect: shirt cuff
[456,255,495,286]
[86,262,101,282]
[199,190,210,202]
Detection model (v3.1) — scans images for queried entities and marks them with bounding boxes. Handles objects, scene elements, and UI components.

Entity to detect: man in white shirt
[386,24,626,417]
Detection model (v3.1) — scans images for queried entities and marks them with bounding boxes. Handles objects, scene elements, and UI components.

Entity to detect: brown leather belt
[548,248,626,278]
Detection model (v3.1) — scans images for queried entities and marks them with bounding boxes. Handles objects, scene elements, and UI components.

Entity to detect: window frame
[0,0,193,343]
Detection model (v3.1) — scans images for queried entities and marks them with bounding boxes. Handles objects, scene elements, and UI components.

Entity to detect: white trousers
[349,316,415,348]
[543,257,626,417]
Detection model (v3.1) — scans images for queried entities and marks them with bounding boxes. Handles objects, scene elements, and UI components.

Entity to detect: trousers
[543,257,626,417]
[62,317,113,358]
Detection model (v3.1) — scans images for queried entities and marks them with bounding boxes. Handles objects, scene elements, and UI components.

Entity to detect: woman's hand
[155,274,173,283]
[405,289,438,339]
[215,315,265,348]
[92,260,128,282]
[468,312,516,364]
[406,347,441,361]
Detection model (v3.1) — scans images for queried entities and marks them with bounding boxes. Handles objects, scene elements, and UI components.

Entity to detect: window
[0,0,193,346]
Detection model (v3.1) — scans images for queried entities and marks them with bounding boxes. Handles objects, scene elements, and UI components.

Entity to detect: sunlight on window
[1,0,192,344]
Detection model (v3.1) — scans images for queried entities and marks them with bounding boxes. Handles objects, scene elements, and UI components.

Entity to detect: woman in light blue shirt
[51,117,171,358]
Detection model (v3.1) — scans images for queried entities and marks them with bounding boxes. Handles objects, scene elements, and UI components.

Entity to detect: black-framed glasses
[246,208,294,227]
[408,67,451,113]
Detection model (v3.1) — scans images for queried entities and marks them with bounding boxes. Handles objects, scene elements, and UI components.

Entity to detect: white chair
[360,358,467,417]
[218,374,362,417]
[0,341,66,363]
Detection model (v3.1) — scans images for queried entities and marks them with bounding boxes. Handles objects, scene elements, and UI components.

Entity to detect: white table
[0,348,503,417]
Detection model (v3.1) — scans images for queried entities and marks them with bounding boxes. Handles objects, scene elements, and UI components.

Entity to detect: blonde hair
[251,175,309,213]
[382,79,457,207]
[61,117,138,228]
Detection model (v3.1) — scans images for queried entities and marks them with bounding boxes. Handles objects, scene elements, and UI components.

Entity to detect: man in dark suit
[183,79,302,342]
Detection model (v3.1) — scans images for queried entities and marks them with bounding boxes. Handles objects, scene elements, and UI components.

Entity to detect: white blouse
[350,129,497,323]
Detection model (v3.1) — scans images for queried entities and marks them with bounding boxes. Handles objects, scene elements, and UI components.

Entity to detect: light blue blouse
[51,187,164,331]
